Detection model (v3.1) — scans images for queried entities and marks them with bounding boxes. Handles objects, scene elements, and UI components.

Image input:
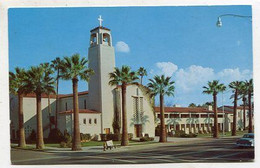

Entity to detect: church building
[10,17,156,140]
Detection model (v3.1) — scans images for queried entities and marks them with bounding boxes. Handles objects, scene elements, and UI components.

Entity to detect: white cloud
[150,62,252,106]
[152,62,178,77]
[175,65,215,92]
[217,68,252,84]
[174,66,252,93]
[115,41,130,53]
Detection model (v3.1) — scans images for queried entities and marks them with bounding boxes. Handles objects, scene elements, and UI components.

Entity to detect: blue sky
[8,6,253,107]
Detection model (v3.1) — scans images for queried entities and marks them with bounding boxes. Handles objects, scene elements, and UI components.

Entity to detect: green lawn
[11,145,45,151]
[196,130,248,138]
[12,145,35,150]
[43,140,156,148]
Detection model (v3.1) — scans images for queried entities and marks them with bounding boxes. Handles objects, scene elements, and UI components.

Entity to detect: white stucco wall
[10,95,56,139]
[88,28,116,134]
[59,94,89,112]
[118,85,155,137]
[58,113,101,136]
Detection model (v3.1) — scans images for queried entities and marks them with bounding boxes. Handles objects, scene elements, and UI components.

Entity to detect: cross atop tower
[98,15,103,27]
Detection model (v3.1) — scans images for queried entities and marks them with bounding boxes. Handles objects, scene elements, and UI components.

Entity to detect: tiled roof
[59,109,100,114]
[59,91,89,98]
[154,107,233,114]
[23,91,89,99]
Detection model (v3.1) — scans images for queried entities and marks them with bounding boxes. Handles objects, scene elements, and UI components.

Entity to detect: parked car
[236,133,254,147]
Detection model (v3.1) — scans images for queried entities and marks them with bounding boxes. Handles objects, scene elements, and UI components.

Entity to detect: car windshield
[243,134,254,138]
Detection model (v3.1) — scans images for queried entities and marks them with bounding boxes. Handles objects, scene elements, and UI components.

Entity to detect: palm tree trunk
[72,78,82,151]
[48,94,51,133]
[36,93,44,149]
[140,76,143,85]
[55,69,59,129]
[208,121,210,133]
[160,94,167,142]
[232,90,237,136]
[114,88,121,134]
[213,93,219,138]
[248,91,253,133]
[18,93,26,147]
[243,97,246,130]
[121,83,129,146]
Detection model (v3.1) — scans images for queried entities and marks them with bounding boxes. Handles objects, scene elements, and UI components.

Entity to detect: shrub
[144,133,149,137]
[101,133,133,141]
[27,129,36,142]
[180,133,188,138]
[174,130,185,137]
[100,134,107,141]
[140,137,154,142]
[63,133,72,143]
[173,130,197,138]
[128,133,133,140]
[80,133,91,142]
[48,128,64,143]
[60,141,67,148]
[187,133,198,138]
[60,141,72,148]
[174,131,197,138]
[107,133,114,140]
[168,131,174,137]
[66,142,72,148]
[113,133,121,141]
[91,134,99,141]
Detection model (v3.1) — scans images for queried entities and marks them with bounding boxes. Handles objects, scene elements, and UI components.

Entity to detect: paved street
[11,137,254,165]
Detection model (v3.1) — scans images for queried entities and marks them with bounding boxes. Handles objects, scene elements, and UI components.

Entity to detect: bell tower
[88,16,115,134]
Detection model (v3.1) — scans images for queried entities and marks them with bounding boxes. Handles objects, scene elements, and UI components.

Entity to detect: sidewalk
[12,136,215,154]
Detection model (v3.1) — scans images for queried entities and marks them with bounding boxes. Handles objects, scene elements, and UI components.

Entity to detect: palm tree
[245,79,253,133]
[238,81,248,130]
[109,65,138,146]
[202,80,226,138]
[40,63,54,132]
[113,88,121,134]
[23,66,55,149]
[60,54,94,151]
[229,81,243,136]
[147,75,175,142]
[51,57,64,129]
[137,67,147,85]
[9,67,27,148]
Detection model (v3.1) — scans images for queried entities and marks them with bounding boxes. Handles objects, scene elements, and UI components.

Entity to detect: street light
[216,14,252,27]
[216,17,222,27]
[222,91,225,137]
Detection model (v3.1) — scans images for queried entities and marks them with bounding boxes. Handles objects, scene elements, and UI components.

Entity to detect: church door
[134,124,142,137]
